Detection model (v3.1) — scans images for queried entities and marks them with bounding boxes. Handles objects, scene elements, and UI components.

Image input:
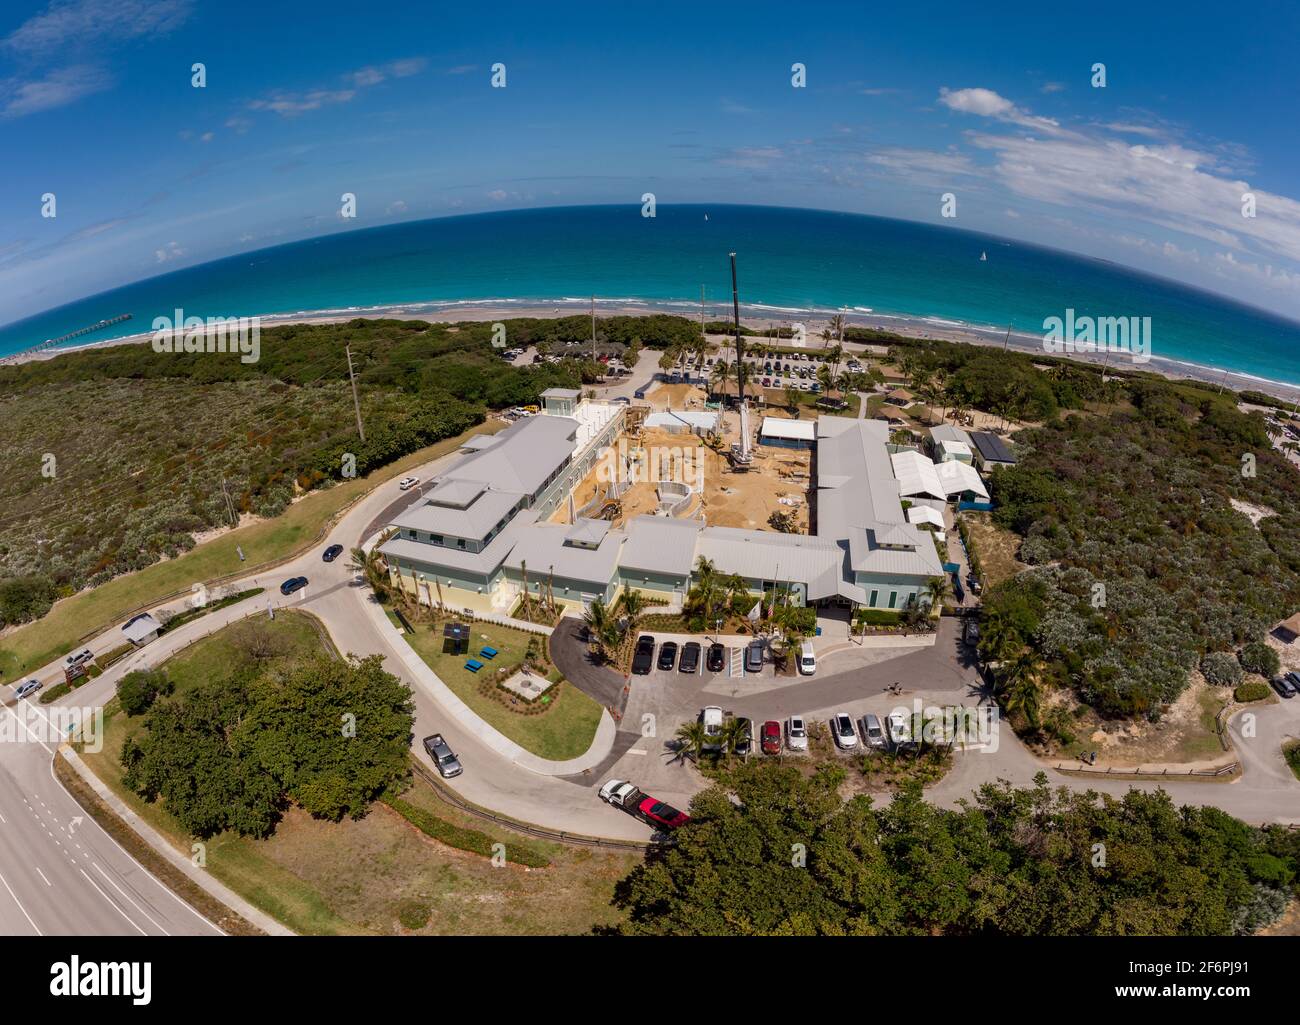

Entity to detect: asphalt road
[0,697,221,936]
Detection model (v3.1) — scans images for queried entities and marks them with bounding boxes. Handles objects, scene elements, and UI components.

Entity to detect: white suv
[398,476,420,491]
[785,716,808,751]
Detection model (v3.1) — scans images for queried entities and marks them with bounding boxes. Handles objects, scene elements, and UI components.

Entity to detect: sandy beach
[9,298,1300,407]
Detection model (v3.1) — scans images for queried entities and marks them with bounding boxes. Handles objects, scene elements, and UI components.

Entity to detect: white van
[797,640,816,676]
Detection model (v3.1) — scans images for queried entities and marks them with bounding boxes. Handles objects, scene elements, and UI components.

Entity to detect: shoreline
[9,297,1300,406]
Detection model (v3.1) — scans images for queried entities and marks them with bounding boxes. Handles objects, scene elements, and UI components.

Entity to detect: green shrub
[1234,680,1270,703]
[1201,651,1244,688]
[117,668,174,717]
[1238,641,1281,678]
[386,796,550,868]
[396,899,430,931]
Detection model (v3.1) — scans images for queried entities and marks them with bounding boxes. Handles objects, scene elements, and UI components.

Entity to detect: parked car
[732,717,753,757]
[706,642,725,673]
[14,679,42,700]
[701,706,724,752]
[1272,675,1298,699]
[963,618,980,646]
[831,713,858,750]
[679,641,701,673]
[785,716,808,751]
[1287,672,1300,692]
[279,576,308,596]
[422,734,463,778]
[797,640,817,675]
[638,795,691,830]
[761,720,782,755]
[398,476,420,491]
[657,641,679,671]
[886,711,912,750]
[744,640,764,673]
[64,648,93,668]
[322,543,344,563]
[861,713,887,750]
[631,635,656,675]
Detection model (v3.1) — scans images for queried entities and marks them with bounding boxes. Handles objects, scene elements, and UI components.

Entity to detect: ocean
[3,204,1298,388]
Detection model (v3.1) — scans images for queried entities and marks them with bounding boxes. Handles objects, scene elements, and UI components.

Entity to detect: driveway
[548,617,630,714]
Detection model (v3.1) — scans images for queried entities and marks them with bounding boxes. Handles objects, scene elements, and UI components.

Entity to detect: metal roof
[121,613,161,643]
[695,526,849,601]
[929,423,973,447]
[618,515,702,578]
[760,416,816,441]
[503,523,626,585]
[891,449,947,500]
[935,460,989,499]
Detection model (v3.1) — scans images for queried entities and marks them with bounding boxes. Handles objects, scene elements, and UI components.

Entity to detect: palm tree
[582,598,622,662]
[721,716,751,757]
[924,575,951,610]
[674,720,708,763]
[710,358,733,399]
[617,588,648,635]
[977,609,1020,666]
[998,650,1047,728]
[828,313,845,346]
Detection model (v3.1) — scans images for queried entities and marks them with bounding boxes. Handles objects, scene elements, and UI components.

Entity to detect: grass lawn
[0,421,503,683]
[79,609,631,935]
[392,612,604,761]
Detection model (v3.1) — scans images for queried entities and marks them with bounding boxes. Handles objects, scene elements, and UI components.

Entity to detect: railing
[1054,761,1240,779]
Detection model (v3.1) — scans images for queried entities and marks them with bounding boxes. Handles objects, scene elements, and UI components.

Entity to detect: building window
[431,535,443,546]
[869,589,879,607]
[457,538,466,549]
[888,591,897,609]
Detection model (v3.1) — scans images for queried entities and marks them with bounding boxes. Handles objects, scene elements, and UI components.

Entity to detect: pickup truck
[421,733,463,778]
[598,779,690,830]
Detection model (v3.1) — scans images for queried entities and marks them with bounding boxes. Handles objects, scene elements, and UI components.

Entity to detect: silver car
[861,713,887,750]
[14,679,42,700]
[422,734,463,778]
[785,716,809,751]
[831,713,858,750]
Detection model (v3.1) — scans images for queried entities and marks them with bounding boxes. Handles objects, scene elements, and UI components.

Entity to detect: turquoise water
[3,204,1298,387]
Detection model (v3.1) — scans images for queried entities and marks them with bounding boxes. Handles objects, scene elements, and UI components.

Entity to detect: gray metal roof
[541,387,581,399]
[618,515,702,577]
[929,423,972,447]
[815,416,906,537]
[847,521,945,577]
[696,526,850,601]
[380,509,540,579]
[503,523,626,585]
[121,613,161,643]
[391,487,520,540]
[439,413,578,496]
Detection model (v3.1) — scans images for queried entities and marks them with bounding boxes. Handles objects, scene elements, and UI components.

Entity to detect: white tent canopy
[906,504,945,528]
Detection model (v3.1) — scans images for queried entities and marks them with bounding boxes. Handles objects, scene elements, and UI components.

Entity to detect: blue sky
[3,0,1300,326]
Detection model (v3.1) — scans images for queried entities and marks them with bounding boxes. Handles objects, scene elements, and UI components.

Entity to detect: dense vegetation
[121,635,415,838]
[612,762,1300,936]
[0,318,597,627]
[979,386,1300,718]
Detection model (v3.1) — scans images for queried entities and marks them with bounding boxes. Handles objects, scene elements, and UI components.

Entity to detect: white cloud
[346,57,426,88]
[487,189,508,201]
[3,0,192,55]
[249,89,356,117]
[386,200,408,214]
[938,86,1061,133]
[1,64,112,117]
[154,240,184,263]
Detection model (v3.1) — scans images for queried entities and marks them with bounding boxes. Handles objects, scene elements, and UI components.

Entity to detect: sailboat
[980,251,987,262]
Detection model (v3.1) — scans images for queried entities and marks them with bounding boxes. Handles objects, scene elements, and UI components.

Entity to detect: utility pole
[730,253,745,406]
[591,295,597,363]
[220,476,237,527]
[346,344,366,442]
[1001,322,1013,351]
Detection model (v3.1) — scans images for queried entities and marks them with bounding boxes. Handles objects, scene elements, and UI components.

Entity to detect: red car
[761,720,782,755]
[637,795,690,830]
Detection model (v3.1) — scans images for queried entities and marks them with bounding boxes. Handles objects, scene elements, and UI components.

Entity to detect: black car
[1271,675,1298,699]
[706,642,725,673]
[280,576,308,596]
[322,544,344,563]
[657,641,678,671]
[631,635,656,675]
[733,717,753,757]
[679,642,701,674]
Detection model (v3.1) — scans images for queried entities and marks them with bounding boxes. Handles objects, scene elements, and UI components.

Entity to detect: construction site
[551,383,812,534]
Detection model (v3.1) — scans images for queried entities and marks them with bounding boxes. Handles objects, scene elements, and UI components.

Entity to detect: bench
[464,659,484,673]
[479,646,498,660]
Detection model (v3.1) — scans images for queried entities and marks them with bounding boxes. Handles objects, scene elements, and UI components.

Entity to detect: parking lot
[581,618,991,824]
